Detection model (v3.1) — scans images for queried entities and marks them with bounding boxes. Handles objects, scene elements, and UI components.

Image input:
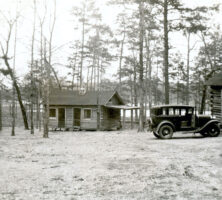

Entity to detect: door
[58,108,65,128]
[73,108,81,126]
[180,108,193,130]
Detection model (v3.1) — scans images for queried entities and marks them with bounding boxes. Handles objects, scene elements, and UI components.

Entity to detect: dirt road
[0,128,221,200]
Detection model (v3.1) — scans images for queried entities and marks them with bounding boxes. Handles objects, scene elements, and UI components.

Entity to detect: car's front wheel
[158,125,174,139]
[207,124,220,137]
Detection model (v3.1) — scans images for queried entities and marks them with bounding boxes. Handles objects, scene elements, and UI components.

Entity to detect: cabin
[206,72,222,126]
[49,89,137,131]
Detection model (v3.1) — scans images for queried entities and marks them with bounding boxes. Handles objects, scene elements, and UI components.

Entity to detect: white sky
[0,0,221,85]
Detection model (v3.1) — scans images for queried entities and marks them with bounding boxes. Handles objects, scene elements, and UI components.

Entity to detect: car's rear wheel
[207,124,220,137]
[158,125,173,139]
[153,132,160,138]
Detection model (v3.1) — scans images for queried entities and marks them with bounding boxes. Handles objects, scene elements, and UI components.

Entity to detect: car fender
[156,120,175,133]
[196,119,220,133]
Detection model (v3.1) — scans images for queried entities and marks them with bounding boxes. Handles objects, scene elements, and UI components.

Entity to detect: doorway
[58,108,65,128]
[73,108,81,126]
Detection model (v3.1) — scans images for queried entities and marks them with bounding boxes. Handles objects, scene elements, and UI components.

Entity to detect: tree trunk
[200,85,207,114]
[118,27,125,93]
[186,32,190,105]
[3,57,29,130]
[144,36,148,119]
[43,41,49,138]
[91,65,94,90]
[130,74,133,106]
[138,1,145,132]
[11,83,15,136]
[163,0,169,104]
[30,0,36,134]
[0,89,2,131]
[11,11,18,136]
[133,63,138,121]
[97,53,101,130]
[86,65,89,91]
[71,51,78,90]
[80,4,86,89]
[145,32,152,110]
[48,0,61,90]
[36,85,40,129]
[154,60,159,104]
[39,21,44,132]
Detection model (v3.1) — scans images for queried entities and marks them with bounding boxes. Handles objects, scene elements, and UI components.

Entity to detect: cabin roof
[49,89,125,106]
[205,72,222,86]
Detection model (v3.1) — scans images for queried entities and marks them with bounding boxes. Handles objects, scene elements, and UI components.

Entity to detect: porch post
[123,109,126,129]
[131,109,133,129]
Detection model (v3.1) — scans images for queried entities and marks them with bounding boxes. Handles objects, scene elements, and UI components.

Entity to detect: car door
[179,108,192,130]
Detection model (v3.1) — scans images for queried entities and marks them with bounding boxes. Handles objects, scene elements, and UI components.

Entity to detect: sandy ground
[0,128,221,200]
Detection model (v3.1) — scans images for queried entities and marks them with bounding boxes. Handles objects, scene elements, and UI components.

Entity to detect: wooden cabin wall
[100,107,121,130]
[211,87,222,124]
[49,105,98,130]
[80,106,97,130]
[49,105,122,131]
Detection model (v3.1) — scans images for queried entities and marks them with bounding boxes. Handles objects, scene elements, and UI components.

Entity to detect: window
[175,108,180,115]
[181,109,186,116]
[49,108,56,118]
[188,108,193,114]
[84,109,91,119]
[162,108,167,115]
[169,108,174,115]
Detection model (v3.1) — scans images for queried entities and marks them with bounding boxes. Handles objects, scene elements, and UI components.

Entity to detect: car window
[181,109,186,116]
[162,108,167,115]
[188,108,193,114]
[169,108,174,115]
[156,109,162,116]
[175,108,180,115]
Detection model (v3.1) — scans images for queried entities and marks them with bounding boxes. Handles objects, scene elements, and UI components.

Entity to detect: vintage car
[148,105,221,139]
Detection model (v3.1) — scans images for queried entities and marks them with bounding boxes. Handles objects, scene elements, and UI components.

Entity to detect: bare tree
[0,84,2,131]
[30,0,37,134]
[48,0,61,89]
[116,12,126,92]
[43,40,49,138]
[138,0,145,132]
[37,1,47,131]
[0,14,29,130]
[11,7,19,136]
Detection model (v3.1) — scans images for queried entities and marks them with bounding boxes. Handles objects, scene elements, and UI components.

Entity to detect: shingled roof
[49,89,125,106]
[205,72,222,86]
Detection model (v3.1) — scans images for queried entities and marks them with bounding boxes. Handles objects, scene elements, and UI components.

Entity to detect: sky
[0,0,221,86]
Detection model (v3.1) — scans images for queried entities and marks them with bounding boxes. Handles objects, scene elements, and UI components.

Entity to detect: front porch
[104,105,140,129]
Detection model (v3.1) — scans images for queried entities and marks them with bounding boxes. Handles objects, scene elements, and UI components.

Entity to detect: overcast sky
[0,0,221,84]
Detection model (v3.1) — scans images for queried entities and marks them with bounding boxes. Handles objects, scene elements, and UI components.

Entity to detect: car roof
[151,104,194,109]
